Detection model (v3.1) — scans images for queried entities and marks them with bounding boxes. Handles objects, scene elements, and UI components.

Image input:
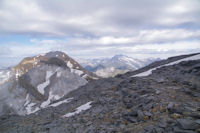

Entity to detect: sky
[0,0,200,67]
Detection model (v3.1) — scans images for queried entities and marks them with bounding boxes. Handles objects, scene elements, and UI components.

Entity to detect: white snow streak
[37,71,54,95]
[62,101,93,118]
[24,94,40,115]
[50,98,73,107]
[26,103,40,115]
[132,54,200,77]
[40,91,64,108]
[24,94,30,106]
[40,91,54,108]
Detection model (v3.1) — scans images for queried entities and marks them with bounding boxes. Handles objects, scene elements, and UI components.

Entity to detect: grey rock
[177,118,200,130]
[125,116,137,123]
[167,102,174,109]
[144,112,152,117]
[137,110,144,121]
[143,102,154,110]
[156,90,161,95]
[158,121,168,128]
[173,126,197,133]
[195,119,200,124]
[154,127,164,133]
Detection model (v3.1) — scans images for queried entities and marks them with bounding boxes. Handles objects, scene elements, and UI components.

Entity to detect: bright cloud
[0,0,200,67]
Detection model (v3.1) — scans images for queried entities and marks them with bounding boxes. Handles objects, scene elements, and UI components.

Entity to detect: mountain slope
[0,51,98,116]
[0,53,200,133]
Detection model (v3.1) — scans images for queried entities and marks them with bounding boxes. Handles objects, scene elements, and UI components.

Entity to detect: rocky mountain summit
[14,51,98,81]
[0,53,200,133]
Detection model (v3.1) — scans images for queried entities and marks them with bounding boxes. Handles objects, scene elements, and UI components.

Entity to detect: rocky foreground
[0,53,200,133]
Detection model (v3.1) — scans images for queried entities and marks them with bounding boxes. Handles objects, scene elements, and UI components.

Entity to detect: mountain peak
[112,54,127,58]
[111,54,129,61]
[13,51,98,81]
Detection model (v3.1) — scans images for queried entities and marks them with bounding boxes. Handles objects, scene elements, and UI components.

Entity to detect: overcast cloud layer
[0,0,200,67]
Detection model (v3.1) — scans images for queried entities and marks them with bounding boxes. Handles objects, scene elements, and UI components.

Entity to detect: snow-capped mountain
[78,54,160,77]
[0,51,98,116]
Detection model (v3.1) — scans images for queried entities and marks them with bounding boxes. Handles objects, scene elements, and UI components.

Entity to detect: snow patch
[132,54,200,77]
[40,91,53,108]
[50,98,73,107]
[40,91,62,108]
[57,71,62,77]
[37,80,50,95]
[37,71,54,95]
[26,102,39,115]
[15,69,20,79]
[62,101,92,118]
[67,61,73,68]
[24,94,30,106]
[46,71,54,79]
[71,69,83,76]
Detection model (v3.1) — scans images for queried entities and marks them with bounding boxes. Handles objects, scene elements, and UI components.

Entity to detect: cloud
[0,0,199,37]
[0,0,200,67]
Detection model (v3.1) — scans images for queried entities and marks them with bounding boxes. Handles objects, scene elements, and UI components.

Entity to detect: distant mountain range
[77,54,160,77]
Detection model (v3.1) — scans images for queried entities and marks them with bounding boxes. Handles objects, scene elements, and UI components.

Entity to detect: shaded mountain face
[0,53,200,133]
[0,51,98,116]
[78,55,160,77]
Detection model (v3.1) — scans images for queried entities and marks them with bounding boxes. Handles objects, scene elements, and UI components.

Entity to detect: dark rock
[124,116,137,123]
[173,126,197,133]
[177,118,200,130]
[167,102,174,109]
[143,102,154,110]
[137,110,144,121]
[183,88,193,94]
[154,127,164,133]
[195,119,200,125]
[129,110,138,117]
[158,121,168,128]
[123,112,138,123]
[42,57,67,68]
